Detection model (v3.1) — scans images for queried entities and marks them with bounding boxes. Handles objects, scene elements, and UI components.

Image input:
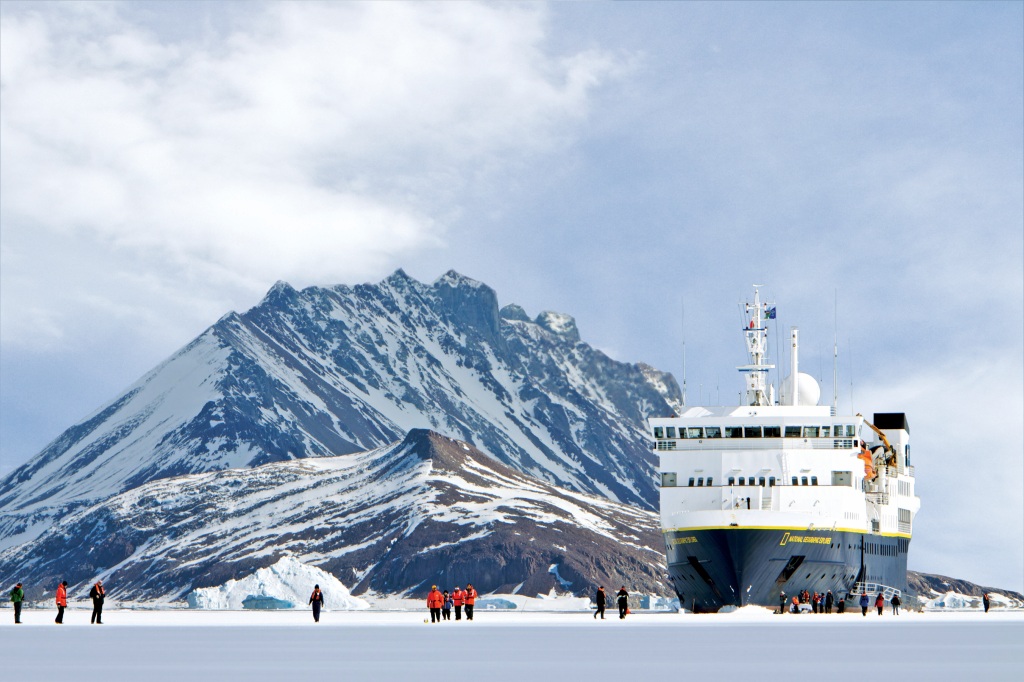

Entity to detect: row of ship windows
[653,425,858,440]
[673,476,820,487]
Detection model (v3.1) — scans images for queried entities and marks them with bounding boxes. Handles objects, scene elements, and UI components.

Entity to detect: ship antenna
[848,336,854,412]
[833,289,839,412]
[681,298,687,408]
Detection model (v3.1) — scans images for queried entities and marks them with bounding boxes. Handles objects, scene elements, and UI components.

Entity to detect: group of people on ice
[593,585,630,620]
[780,589,841,614]
[6,579,106,624]
[426,584,477,623]
[858,591,901,616]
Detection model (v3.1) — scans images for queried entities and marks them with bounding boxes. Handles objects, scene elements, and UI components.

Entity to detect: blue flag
[764,306,776,320]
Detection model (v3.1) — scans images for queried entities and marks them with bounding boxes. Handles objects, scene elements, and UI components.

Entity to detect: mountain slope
[0,270,680,548]
[0,430,669,602]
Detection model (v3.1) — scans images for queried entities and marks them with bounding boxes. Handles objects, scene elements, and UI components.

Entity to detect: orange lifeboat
[858,445,877,481]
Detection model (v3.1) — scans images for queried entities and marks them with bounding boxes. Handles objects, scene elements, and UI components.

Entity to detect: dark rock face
[0,430,670,603]
[907,571,1024,603]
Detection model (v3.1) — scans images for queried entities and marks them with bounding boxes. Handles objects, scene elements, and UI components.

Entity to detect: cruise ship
[652,287,920,611]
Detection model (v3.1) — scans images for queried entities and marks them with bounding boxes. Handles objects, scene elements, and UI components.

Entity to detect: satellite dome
[780,372,821,406]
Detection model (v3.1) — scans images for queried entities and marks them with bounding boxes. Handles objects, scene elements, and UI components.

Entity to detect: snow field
[3,609,1022,682]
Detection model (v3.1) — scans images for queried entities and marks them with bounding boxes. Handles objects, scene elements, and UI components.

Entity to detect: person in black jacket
[89,581,105,624]
[309,585,325,623]
[890,593,901,615]
[825,590,834,614]
[616,586,629,619]
[594,586,606,620]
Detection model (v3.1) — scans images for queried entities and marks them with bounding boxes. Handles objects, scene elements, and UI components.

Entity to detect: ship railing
[848,582,901,602]
[652,438,854,452]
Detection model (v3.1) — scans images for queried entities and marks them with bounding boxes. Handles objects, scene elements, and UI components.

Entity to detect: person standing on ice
[452,586,464,621]
[825,590,834,614]
[859,593,869,616]
[464,584,477,621]
[594,586,606,620]
[9,582,24,624]
[890,593,900,615]
[55,581,67,624]
[89,580,105,624]
[874,592,884,616]
[983,593,991,613]
[427,585,444,623]
[616,586,629,619]
[309,584,325,623]
[442,591,453,621]
[778,591,786,614]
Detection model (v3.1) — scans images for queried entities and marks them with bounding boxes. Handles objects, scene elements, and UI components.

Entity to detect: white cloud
[0,2,622,350]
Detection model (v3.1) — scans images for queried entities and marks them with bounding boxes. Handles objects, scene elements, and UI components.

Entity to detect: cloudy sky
[1,2,1021,590]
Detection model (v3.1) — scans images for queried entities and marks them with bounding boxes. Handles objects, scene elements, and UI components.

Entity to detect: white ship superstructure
[652,287,920,610]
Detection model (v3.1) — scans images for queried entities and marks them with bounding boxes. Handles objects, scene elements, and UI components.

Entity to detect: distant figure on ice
[859,593,869,616]
[983,593,991,613]
[875,592,884,616]
[56,581,68,624]
[452,586,464,621]
[442,591,452,621]
[778,591,786,614]
[825,590,834,614]
[309,584,325,623]
[594,586,606,620]
[464,584,477,621]
[9,582,23,624]
[616,586,629,619]
[90,580,105,624]
[890,593,901,615]
[427,585,444,623]
[837,596,845,614]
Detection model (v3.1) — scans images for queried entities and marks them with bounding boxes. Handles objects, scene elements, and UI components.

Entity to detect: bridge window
[666,427,677,439]
[686,427,703,438]
[791,476,798,485]
[744,426,762,438]
[688,477,695,487]
[697,477,704,487]
[803,427,819,438]
[785,426,801,438]
[801,476,809,486]
[705,427,722,438]
[654,427,664,439]
[769,476,776,486]
[738,478,745,486]
[845,425,856,437]
[728,477,735,485]
[706,477,713,486]
[759,477,766,487]
[747,477,755,486]
[725,427,743,438]
[811,476,818,486]
[763,426,781,438]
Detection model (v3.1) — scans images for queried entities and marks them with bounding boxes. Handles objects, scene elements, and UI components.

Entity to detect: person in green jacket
[9,582,24,624]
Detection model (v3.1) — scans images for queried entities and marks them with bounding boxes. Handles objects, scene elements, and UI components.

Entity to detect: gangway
[848,582,901,602]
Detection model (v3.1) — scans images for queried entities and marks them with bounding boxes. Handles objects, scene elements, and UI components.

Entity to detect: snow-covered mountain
[0,270,681,548]
[0,430,669,602]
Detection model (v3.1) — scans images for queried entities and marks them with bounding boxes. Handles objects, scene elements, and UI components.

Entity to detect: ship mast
[738,285,775,406]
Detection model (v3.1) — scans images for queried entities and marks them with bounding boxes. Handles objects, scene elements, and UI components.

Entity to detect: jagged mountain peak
[535,310,580,343]
[499,303,531,322]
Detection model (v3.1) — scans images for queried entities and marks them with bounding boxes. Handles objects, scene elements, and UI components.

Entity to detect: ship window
[697,477,704,487]
[769,476,776,486]
[759,477,766,487]
[705,427,722,438]
[845,425,856,437]
[811,476,818,486]
[785,426,801,438]
[688,477,695,487]
[803,427,819,438]
[654,427,664,439]
[661,472,677,487]
[725,426,743,438]
[666,427,677,439]
[820,426,831,437]
[744,426,762,438]
[728,477,735,485]
[706,477,713,486]
[763,426,781,438]
[791,476,798,486]
[801,476,808,486]
[748,477,755,486]
[738,478,745,486]
[686,427,703,438]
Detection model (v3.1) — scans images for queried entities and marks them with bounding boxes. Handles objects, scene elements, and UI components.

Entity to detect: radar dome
[780,372,821,406]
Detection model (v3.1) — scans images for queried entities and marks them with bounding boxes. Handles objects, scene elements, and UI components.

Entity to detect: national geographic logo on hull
[669,536,698,546]
[779,532,832,546]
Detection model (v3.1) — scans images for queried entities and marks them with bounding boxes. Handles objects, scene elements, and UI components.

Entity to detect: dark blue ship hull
[665,528,911,611]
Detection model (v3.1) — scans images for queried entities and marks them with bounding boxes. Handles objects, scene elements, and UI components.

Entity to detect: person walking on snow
[890,593,901,615]
[452,586,464,621]
[778,591,786,614]
[442,591,453,621]
[616,586,629,619]
[875,592,885,616]
[89,580,105,624]
[464,584,477,621]
[309,584,325,623]
[9,582,23,624]
[983,593,991,613]
[427,585,444,623]
[825,590,834,614]
[594,586,606,620]
[859,593,870,616]
[55,581,67,624]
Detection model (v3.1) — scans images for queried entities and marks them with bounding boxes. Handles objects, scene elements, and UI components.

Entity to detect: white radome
[780,372,820,406]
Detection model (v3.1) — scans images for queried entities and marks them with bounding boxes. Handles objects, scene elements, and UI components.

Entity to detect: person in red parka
[55,581,67,624]
[427,585,444,623]
[464,583,477,621]
[452,586,464,621]
[875,592,885,616]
